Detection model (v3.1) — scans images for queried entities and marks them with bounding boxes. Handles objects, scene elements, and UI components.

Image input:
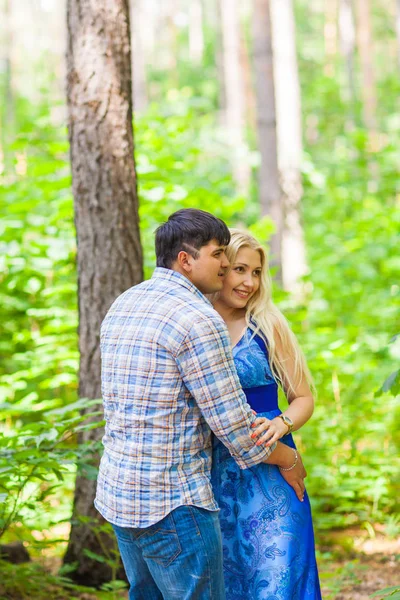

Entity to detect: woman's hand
[280,452,307,502]
[251,415,289,447]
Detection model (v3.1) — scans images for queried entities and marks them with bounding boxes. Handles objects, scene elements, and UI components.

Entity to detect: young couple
[95,209,322,599]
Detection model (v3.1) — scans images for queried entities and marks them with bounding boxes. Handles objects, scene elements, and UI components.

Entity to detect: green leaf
[370,589,400,599]
[83,548,108,564]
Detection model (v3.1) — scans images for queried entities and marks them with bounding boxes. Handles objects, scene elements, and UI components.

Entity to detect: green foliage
[0,100,83,545]
[0,558,124,599]
[383,513,400,540]
[370,587,400,600]
[1,0,400,581]
[296,129,400,526]
[379,354,400,397]
[0,102,78,415]
[0,398,103,540]
[285,0,400,530]
[318,559,365,600]
[0,93,254,556]
[135,90,248,276]
[74,516,127,593]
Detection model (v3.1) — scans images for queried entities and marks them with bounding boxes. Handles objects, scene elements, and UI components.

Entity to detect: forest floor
[1,527,399,599]
[318,528,399,599]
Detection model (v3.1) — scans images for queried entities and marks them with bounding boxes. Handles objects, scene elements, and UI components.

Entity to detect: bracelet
[279,449,298,472]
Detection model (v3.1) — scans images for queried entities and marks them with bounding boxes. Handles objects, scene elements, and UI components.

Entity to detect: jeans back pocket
[136,513,182,567]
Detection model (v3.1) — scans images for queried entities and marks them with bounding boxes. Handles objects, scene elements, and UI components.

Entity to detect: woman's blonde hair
[225,229,314,395]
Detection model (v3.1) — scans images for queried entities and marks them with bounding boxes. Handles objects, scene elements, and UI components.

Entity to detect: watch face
[285,416,293,426]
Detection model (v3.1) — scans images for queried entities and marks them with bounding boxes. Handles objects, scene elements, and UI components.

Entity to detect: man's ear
[176,250,193,273]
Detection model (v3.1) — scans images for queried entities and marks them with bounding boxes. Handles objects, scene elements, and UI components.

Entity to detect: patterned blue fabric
[95,269,275,529]
[211,329,322,599]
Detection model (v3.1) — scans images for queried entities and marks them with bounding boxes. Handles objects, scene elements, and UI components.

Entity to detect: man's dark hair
[155,209,231,268]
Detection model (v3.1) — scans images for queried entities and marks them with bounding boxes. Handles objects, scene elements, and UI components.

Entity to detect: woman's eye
[234,267,244,272]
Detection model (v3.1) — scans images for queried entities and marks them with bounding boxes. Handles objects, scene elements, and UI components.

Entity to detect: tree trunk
[130,0,148,111]
[165,0,179,83]
[339,0,357,123]
[220,0,250,195]
[355,0,377,133]
[215,0,227,122]
[270,0,307,292]
[252,0,283,280]
[397,0,400,72]
[324,0,338,77]
[189,0,204,64]
[64,0,143,587]
[0,0,14,165]
[240,20,256,133]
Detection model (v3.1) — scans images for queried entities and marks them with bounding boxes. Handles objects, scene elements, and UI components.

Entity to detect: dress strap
[252,332,269,358]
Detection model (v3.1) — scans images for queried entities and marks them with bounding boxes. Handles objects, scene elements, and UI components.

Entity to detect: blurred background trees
[0,0,399,596]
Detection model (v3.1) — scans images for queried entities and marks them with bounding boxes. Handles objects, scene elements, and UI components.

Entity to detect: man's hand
[280,452,307,502]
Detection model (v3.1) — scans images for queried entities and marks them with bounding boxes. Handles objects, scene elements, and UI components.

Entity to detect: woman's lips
[234,289,251,299]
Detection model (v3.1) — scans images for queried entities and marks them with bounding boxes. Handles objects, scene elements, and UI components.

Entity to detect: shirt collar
[152,267,212,307]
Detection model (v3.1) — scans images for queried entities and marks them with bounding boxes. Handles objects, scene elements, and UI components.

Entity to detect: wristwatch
[278,414,293,435]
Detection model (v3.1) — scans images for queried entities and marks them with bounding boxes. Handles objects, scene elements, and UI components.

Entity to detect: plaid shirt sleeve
[175,315,277,469]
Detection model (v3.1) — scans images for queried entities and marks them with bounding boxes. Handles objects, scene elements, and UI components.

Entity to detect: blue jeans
[112,505,225,600]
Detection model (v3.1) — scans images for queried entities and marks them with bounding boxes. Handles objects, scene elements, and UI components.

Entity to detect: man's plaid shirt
[95,268,275,528]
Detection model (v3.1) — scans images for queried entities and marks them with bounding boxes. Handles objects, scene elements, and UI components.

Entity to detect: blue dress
[211,329,322,600]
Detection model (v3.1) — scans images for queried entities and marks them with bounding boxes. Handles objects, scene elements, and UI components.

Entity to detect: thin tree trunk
[131,0,148,111]
[165,0,179,84]
[270,0,307,292]
[215,0,227,122]
[324,0,338,77]
[1,0,14,166]
[220,0,250,195]
[143,0,157,66]
[339,0,357,124]
[240,20,256,133]
[252,0,283,280]
[64,0,143,586]
[51,0,68,102]
[397,0,400,72]
[189,0,204,64]
[355,0,377,133]
[3,0,13,121]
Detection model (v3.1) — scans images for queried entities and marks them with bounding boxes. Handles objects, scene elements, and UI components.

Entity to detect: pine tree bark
[252,0,283,280]
[64,0,143,587]
[270,0,307,292]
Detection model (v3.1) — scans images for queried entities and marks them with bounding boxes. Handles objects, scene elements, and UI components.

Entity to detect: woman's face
[218,246,262,310]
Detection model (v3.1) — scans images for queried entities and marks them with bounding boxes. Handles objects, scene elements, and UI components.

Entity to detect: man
[95,209,306,599]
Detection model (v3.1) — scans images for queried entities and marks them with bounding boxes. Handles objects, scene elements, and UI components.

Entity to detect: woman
[211,230,322,600]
